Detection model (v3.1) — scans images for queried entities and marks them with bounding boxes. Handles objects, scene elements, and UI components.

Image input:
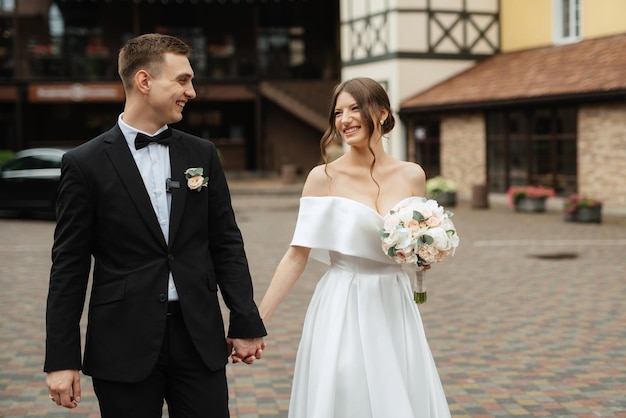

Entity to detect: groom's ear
[134,70,151,94]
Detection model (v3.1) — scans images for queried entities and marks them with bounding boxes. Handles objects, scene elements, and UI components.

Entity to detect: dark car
[0,148,68,216]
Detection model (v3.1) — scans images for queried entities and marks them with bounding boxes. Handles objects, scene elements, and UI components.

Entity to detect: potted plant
[507,185,555,212]
[426,176,457,207]
[563,194,603,223]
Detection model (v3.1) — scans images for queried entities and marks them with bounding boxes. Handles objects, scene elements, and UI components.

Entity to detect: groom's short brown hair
[118,33,191,91]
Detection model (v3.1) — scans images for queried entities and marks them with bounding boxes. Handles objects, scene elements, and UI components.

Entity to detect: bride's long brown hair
[321,77,396,198]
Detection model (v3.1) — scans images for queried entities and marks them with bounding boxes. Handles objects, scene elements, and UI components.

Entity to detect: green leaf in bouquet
[412,210,425,222]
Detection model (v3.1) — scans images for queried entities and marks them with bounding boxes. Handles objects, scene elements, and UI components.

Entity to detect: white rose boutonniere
[184,167,209,192]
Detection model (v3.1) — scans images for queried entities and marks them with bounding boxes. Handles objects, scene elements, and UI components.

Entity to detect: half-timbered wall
[340,0,499,160]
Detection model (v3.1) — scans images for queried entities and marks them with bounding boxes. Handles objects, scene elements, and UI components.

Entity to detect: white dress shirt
[118,114,179,301]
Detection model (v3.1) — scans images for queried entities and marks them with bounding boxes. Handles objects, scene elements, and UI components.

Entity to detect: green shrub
[426,176,457,195]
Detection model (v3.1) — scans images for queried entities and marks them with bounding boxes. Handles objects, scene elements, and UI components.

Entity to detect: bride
[258,77,451,418]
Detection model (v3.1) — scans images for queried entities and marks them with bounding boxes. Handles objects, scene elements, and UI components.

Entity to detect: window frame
[553,0,581,44]
[486,106,578,196]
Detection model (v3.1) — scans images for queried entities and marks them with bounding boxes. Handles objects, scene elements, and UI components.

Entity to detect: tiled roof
[259,80,337,131]
[401,33,626,111]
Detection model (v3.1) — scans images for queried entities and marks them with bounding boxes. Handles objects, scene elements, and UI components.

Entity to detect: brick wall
[440,113,486,201]
[578,103,626,210]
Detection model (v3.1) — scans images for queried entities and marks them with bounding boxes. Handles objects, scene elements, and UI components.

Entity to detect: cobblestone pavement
[0,180,624,417]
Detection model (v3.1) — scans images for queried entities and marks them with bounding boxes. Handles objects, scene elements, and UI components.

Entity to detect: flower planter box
[426,177,457,208]
[564,205,602,223]
[507,186,554,212]
[515,197,547,213]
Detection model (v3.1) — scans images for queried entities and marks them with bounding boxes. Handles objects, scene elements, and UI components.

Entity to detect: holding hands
[227,337,265,364]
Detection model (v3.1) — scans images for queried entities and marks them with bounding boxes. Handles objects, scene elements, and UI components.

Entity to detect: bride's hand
[228,337,265,364]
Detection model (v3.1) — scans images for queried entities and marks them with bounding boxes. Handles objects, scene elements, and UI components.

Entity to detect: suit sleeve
[205,145,267,339]
[44,153,94,372]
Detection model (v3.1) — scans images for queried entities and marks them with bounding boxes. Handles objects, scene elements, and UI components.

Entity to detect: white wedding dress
[288,196,451,418]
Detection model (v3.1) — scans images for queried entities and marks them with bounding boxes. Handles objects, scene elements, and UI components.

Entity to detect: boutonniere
[184,167,209,192]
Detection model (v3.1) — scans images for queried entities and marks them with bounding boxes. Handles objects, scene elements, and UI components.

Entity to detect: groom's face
[147,52,196,126]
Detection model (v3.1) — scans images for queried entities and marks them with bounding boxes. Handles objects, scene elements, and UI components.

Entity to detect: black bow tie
[134,128,172,150]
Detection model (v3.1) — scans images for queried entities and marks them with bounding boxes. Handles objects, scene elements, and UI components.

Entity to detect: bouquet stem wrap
[412,270,427,304]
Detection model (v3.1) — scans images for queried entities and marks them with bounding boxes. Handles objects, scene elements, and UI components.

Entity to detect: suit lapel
[168,132,187,247]
[105,129,167,248]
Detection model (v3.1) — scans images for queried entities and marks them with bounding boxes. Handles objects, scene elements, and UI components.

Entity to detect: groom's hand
[227,337,265,364]
[45,369,81,408]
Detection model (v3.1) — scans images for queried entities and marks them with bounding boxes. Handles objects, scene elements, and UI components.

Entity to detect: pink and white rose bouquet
[379,197,459,303]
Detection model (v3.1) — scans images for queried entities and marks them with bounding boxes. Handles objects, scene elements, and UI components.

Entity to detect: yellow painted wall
[501,0,626,53]
[500,0,553,52]
[583,0,626,38]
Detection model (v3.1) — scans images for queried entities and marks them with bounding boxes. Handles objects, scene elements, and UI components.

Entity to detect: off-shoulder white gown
[288,196,451,418]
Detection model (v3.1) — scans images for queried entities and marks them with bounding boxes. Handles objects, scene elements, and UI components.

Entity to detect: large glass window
[412,119,441,179]
[486,107,577,195]
[0,15,12,78]
[16,0,337,82]
[508,110,530,186]
[3,154,62,171]
[49,3,64,38]
[257,27,307,78]
[0,0,14,12]
[486,111,507,191]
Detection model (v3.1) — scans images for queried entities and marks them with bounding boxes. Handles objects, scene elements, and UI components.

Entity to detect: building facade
[399,0,626,212]
[340,0,499,164]
[3,0,624,213]
[0,0,513,180]
[0,0,340,174]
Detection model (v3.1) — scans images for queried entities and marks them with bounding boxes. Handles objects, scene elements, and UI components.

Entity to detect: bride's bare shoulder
[302,165,331,197]
[387,158,425,180]
[389,160,426,195]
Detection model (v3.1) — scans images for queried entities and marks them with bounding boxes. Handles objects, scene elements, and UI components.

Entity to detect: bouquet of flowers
[379,197,459,304]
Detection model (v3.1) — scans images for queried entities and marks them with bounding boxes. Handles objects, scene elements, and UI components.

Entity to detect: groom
[44,33,266,417]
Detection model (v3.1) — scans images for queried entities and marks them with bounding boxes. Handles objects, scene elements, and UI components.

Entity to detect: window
[554,0,580,44]
[411,119,441,179]
[0,0,14,12]
[3,155,62,171]
[486,107,577,195]
[257,27,306,78]
[0,16,13,77]
[49,2,65,38]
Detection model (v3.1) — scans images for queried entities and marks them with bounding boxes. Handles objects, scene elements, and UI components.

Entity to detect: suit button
[168,254,174,261]
[158,294,167,302]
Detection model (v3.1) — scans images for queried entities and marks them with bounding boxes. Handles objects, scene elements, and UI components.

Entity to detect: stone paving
[0,179,624,417]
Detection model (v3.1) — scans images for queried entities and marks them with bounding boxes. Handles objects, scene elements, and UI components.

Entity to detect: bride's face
[334,91,373,147]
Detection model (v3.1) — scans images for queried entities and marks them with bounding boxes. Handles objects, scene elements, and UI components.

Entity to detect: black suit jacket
[44,125,266,382]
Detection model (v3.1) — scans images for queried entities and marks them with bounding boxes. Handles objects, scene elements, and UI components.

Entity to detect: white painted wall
[342,59,474,160]
[340,0,496,160]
